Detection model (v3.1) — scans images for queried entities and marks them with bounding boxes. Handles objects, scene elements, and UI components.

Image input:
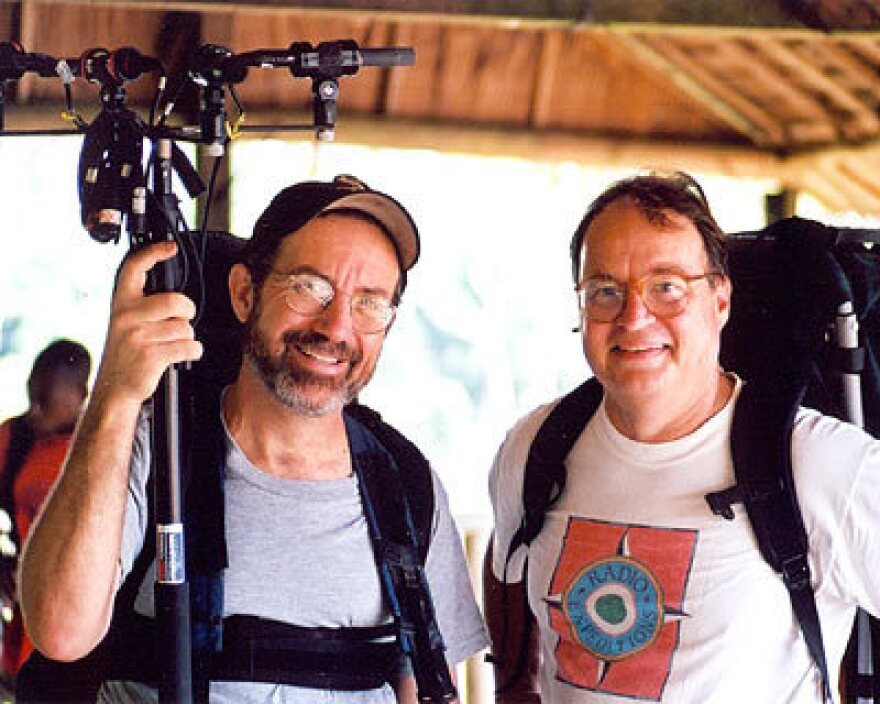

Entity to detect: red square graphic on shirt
[546,517,698,701]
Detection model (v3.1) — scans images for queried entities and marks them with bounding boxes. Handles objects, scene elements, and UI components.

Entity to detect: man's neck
[605,370,735,443]
[222,374,352,481]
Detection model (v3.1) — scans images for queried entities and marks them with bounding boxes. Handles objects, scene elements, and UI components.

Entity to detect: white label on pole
[157,523,185,584]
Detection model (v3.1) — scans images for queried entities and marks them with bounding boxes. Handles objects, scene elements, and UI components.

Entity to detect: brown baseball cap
[245,174,420,271]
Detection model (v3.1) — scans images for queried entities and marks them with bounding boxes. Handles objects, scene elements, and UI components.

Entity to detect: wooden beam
[753,36,880,139]
[0,102,781,170]
[614,31,783,147]
[0,3,17,41]
[780,142,880,213]
[843,36,880,67]
[3,0,826,29]
[238,109,788,179]
[695,36,838,143]
[837,159,880,201]
[4,104,880,214]
[784,135,880,165]
[803,162,880,213]
[529,26,563,127]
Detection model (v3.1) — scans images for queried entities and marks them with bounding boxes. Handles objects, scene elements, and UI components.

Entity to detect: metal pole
[836,301,872,703]
[150,137,192,704]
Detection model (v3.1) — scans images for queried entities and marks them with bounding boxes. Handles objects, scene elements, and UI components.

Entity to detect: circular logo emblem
[562,556,664,661]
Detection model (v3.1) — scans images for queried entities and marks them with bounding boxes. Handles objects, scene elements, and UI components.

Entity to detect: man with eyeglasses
[20,175,487,702]
[484,171,880,702]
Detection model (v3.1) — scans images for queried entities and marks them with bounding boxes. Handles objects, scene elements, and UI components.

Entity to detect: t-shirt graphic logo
[545,517,698,701]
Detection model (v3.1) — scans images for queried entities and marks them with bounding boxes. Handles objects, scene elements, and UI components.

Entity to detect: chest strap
[211,615,401,691]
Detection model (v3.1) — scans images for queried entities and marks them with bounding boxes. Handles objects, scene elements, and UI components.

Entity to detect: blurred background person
[0,339,91,683]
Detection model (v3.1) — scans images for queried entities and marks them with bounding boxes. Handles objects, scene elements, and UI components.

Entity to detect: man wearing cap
[20,175,487,702]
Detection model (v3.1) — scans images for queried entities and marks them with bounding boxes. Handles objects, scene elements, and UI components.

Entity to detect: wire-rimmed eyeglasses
[270,271,396,334]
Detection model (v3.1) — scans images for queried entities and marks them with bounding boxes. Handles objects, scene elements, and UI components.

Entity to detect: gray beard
[242,321,364,418]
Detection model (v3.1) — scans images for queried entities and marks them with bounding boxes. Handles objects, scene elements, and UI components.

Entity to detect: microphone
[188,44,243,86]
[188,45,234,157]
[183,40,415,149]
[73,47,163,85]
[352,47,415,68]
[77,106,145,243]
[106,47,163,82]
[0,41,58,80]
[206,41,416,81]
[290,40,414,78]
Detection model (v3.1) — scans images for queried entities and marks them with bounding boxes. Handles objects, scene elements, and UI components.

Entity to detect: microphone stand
[140,137,193,704]
[73,57,197,703]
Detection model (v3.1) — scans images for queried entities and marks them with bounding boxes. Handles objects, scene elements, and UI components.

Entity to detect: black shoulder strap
[345,402,433,560]
[706,382,832,703]
[511,377,603,560]
[344,403,455,704]
[495,377,603,695]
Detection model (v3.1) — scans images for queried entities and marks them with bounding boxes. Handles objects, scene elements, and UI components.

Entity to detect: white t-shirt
[490,380,880,703]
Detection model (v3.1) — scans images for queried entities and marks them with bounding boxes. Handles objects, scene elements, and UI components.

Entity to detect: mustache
[282,330,362,364]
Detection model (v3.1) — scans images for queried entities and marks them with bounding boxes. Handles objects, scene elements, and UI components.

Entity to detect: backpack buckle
[705,485,746,520]
[780,554,811,591]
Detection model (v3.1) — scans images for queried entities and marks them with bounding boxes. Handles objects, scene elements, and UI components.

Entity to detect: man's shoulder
[785,406,880,526]
[503,383,601,453]
[793,405,877,448]
[792,406,879,468]
[490,390,589,484]
[344,402,426,461]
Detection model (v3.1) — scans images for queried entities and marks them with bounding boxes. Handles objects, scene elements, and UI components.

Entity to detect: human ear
[716,275,732,328]
[229,263,255,324]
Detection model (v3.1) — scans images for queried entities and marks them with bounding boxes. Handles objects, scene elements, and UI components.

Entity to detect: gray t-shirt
[103,412,487,703]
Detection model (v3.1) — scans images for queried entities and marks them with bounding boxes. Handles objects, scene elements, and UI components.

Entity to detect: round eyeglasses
[576,272,721,323]
[271,271,396,334]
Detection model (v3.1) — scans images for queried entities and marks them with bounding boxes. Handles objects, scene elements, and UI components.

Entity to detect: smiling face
[579,197,731,436]
[231,213,400,417]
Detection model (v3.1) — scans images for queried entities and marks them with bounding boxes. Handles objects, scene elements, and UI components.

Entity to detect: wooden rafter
[614,30,785,147]
[752,36,879,139]
[18,0,880,30]
[809,162,880,213]
[529,27,562,128]
[703,36,838,142]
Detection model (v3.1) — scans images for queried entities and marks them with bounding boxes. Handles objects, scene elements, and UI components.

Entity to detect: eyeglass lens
[280,273,394,333]
[579,273,710,322]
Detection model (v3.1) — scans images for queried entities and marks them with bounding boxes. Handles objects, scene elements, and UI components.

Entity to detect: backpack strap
[344,405,455,703]
[510,376,603,561]
[211,616,401,690]
[346,402,433,560]
[705,381,832,703]
[495,377,603,694]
